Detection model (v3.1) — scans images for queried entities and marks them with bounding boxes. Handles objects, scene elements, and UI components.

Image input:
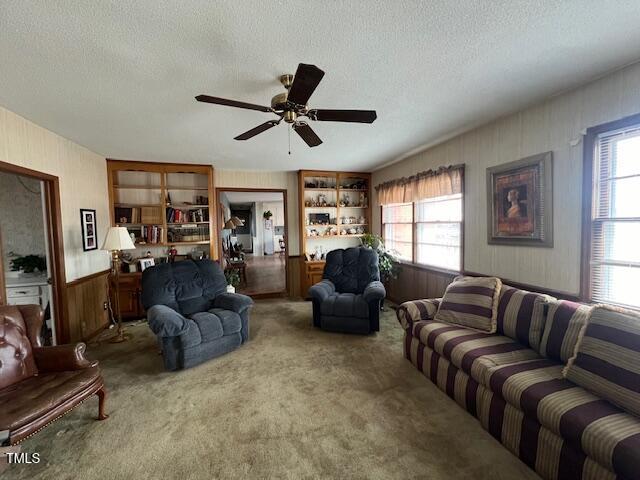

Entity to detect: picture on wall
[80,208,98,251]
[486,151,553,247]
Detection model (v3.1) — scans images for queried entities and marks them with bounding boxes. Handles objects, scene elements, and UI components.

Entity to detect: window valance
[375,164,464,205]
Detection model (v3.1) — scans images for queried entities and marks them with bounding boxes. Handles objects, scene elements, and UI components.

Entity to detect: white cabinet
[5,277,49,309]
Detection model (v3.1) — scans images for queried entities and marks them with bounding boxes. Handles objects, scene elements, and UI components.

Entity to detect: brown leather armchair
[0,304,107,445]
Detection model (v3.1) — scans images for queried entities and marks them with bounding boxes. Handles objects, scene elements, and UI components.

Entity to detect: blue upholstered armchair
[309,247,386,334]
[141,259,253,371]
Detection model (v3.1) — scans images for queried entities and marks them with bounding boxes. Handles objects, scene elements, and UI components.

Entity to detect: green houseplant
[359,234,399,283]
[224,269,241,293]
[10,254,47,274]
[263,210,273,220]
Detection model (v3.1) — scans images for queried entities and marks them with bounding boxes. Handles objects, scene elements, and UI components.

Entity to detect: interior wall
[0,174,46,272]
[372,62,640,295]
[0,106,110,281]
[215,169,299,255]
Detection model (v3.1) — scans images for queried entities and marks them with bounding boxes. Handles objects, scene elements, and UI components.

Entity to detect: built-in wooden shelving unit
[298,170,371,296]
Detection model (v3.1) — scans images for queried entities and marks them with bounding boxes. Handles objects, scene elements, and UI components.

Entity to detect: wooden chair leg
[96,387,109,420]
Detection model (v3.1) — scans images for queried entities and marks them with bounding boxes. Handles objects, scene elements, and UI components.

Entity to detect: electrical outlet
[103,301,108,310]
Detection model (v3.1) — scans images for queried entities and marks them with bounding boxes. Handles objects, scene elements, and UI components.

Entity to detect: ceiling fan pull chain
[288,124,291,155]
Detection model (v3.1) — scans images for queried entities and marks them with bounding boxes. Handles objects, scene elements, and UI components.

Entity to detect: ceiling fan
[195,63,377,148]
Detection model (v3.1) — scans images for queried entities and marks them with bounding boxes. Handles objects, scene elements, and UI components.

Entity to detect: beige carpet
[7,300,539,480]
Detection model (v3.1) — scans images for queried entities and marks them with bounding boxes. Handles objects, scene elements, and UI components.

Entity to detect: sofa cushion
[540,300,592,363]
[188,309,243,345]
[396,298,441,330]
[208,308,242,335]
[435,276,501,332]
[0,366,100,432]
[320,293,369,318]
[412,320,538,386]
[564,305,640,418]
[486,357,640,479]
[496,285,553,351]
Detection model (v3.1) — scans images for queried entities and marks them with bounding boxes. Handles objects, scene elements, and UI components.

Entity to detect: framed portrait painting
[80,209,98,251]
[486,152,553,247]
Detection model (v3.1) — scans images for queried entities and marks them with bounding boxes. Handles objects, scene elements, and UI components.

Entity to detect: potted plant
[263,210,273,220]
[9,254,47,275]
[224,269,241,293]
[359,234,399,284]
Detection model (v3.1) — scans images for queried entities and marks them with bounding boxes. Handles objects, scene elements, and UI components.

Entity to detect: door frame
[0,160,69,342]
[216,187,289,298]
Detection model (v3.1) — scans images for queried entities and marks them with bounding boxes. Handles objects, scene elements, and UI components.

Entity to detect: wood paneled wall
[66,269,110,342]
[372,62,640,295]
[386,264,456,305]
[287,256,302,298]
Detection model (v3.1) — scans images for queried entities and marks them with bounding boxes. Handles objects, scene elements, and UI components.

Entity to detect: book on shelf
[167,225,210,243]
[115,206,162,224]
[166,207,209,223]
[131,225,164,244]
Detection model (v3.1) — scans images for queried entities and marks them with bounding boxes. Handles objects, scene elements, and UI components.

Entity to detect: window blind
[590,125,640,308]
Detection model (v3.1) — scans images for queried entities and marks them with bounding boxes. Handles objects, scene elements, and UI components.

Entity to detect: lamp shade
[224,219,236,230]
[102,226,136,251]
[231,216,244,227]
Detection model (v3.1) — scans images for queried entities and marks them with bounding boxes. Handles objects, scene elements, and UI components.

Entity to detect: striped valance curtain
[375,164,464,205]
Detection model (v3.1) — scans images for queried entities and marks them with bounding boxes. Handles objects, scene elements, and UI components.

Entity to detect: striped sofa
[397,285,640,480]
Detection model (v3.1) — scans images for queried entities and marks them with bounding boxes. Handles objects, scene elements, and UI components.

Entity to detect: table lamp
[102,226,136,343]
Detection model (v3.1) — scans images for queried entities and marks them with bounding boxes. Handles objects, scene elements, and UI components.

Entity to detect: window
[382,203,413,261]
[382,194,463,271]
[415,193,462,270]
[588,121,640,308]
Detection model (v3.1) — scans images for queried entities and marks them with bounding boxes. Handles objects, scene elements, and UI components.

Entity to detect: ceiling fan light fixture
[195,63,377,148]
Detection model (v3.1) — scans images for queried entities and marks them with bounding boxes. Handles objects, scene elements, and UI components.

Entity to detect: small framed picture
[139,258,155,271]
[80,209,98,251]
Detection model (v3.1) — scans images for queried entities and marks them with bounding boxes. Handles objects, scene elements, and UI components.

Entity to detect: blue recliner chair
[141,259,253,371]
[309,247,386,334]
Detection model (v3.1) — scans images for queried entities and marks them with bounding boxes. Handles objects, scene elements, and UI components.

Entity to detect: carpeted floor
[7,300,539,480]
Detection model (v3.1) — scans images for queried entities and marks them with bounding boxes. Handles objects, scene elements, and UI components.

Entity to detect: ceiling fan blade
[308,109,377,123]
[286,63,325,106]
[234,120,280,140]
[195,95,272,113]
[293,122,322,147]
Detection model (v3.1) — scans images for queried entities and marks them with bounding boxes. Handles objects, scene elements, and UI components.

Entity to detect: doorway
[0,161,66,345]
[217,188,288,297]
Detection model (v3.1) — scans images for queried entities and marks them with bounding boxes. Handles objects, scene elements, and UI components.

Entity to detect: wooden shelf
[167,222,210,226]
[114,203,163,208]
[113,184,161,189]
[108,160,215,262]
[119,223,163,227]
[305,234,365,239]
[134,240,210,246]
[167,204,209,209]
[299,169,371,297]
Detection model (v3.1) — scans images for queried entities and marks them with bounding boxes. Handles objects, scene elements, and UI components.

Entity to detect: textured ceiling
[2,1,640,172]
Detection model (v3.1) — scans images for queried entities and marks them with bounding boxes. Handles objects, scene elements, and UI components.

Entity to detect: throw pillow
[564,304,640,417]
[434,276,502,333]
